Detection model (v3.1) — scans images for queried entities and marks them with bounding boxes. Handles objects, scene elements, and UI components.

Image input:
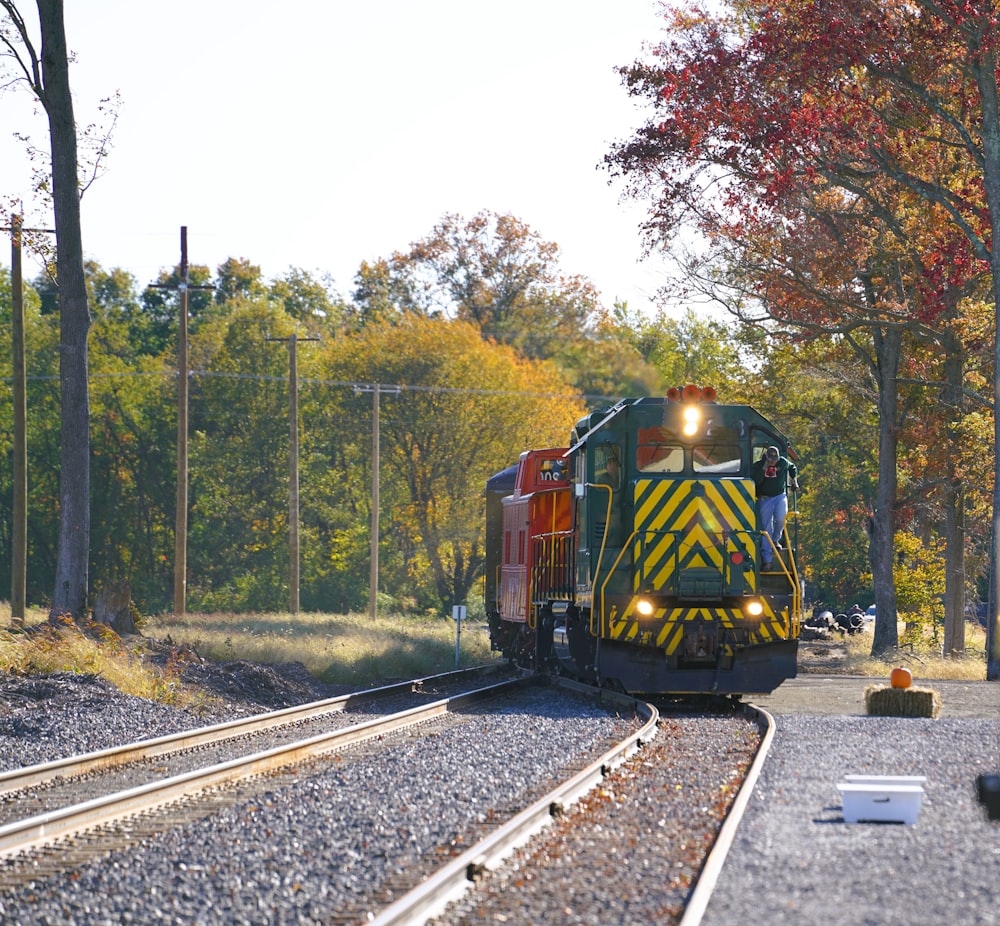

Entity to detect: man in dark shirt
[752,445,799,567]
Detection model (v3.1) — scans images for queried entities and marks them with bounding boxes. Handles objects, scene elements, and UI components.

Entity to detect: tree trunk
[870,325,901,656]
[942,325,966,656]
[969,39,1000,679]
[94,581,136,635]
[37,0,92,620]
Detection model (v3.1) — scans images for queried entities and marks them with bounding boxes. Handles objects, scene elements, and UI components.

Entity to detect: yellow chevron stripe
[706,480,757,525]
[636,479,756,530]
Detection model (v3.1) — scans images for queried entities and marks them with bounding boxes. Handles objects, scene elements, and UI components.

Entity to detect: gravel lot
[704,677,1000,926]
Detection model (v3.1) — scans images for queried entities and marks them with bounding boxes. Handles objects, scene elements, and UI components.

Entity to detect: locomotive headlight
[744,598,765,618]
[682,405,700,437]
[635,597,656,617]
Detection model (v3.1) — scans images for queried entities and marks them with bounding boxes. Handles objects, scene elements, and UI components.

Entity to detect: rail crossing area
[698,677,1000,926]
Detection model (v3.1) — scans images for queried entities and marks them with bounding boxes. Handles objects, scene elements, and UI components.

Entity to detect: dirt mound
[179,659,352,712]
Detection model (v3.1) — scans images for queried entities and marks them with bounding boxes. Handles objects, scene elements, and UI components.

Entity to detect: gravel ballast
[0,672,641,924]
[3,668,998,925]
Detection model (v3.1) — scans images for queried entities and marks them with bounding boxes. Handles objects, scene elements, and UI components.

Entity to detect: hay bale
[864,684,941,718]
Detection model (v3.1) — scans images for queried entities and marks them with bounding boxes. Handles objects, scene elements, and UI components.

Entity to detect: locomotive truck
[485,386,802,696]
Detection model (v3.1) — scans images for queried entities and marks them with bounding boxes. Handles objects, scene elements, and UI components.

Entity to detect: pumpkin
[890,666,913,689]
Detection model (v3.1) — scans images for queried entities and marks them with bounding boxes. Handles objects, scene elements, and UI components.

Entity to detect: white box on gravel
[837,775,926,825]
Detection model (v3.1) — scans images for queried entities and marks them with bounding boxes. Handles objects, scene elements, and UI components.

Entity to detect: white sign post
[452,605,467,669]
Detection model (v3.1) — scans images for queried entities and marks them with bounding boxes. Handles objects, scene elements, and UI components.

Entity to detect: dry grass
[838,623,988,681]
[0,605,500,702]
[144,610,499,685]
[0,609,199,707]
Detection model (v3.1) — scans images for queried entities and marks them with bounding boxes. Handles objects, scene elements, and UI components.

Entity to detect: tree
[269,267,346,324]
[86,263,177,609]
[1,0,91,618]
[358,211,602,360]
[185,297,297,611]
[317,316,586,610]
[605,305,752,398]
[605,0,995,657]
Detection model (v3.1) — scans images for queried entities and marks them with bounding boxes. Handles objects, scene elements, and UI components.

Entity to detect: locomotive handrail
[780,524,803,634]
[588,483,615,637]
[762,529,802,636]
[597,527,642,637]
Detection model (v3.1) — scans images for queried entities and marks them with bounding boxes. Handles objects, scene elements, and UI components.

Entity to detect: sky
[1,1,676,315]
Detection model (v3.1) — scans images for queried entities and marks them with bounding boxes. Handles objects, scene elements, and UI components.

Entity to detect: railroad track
[0,665,520,868]
[0,670,763,924]
[370,678,661,925]
[415,698,772,926]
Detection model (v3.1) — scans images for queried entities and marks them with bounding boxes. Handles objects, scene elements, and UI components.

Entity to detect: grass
[142,610,499,685]
[0,606,992,711]
[831,624,989,681]
[0,606,501,707]
[0,610,199,707]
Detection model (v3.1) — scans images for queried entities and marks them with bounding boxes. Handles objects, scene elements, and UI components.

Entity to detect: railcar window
[637,443,684,473]
[595,442,622,489]
[693,443,742,474]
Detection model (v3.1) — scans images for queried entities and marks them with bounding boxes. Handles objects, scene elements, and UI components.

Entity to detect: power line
[10,369,606,400]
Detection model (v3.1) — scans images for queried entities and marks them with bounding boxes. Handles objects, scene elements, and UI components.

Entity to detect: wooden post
[355,383,399,619]
[370,383,380,621]
[10,215,25,627]
[148,227,213,616]
[289,334,300,614]
[174,227,190,616]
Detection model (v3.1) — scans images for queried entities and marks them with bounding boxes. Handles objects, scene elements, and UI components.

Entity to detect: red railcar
[489,449,571,662]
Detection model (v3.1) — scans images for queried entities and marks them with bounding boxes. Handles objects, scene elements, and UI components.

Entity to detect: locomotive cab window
[637,442,684,473]
[595,442,622,490]
[751,430,784,463]
[692,443,742,474]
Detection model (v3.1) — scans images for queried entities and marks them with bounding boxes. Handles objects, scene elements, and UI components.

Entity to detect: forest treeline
[0,210,993,629]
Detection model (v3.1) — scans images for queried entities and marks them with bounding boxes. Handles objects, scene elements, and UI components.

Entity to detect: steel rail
[369,681,659,926]
[0,675,530,859]
[0,663,506,796]
[677,703,776,926]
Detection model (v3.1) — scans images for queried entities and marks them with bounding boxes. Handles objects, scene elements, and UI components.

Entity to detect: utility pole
[8,215,26,628]
[267,331,318,613]
[355,383,399,620]
[148,227,213,615]
[3,214,54,627]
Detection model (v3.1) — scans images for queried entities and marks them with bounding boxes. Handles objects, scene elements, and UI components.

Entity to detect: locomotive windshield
[692,443,742,474]
[636,442,684,473]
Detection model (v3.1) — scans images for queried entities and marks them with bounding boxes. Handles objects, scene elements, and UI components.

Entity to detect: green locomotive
[485,386,802,695]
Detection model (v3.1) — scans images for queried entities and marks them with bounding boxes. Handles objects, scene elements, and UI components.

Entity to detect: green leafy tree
[185,297,296,611]
[315,316,586,611]
[269,268,346,324]
[0,268,62,605]
[86,263,176,609]
[142,263,214,333]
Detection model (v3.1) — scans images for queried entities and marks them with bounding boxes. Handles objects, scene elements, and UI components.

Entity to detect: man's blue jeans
[760,492,788,564]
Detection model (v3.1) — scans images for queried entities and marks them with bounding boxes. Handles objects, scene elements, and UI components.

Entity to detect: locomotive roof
[570,395,786,453]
